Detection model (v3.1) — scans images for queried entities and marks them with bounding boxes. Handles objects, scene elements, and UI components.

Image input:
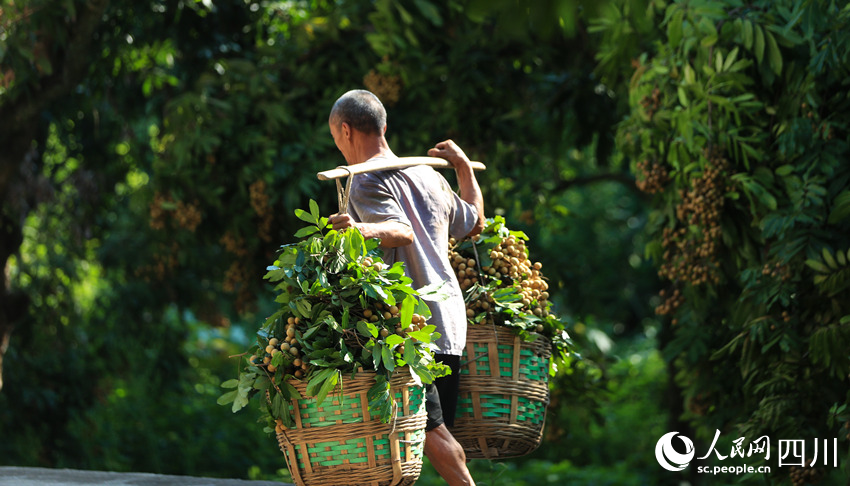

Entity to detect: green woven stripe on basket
[516,397,546,423]
[459,344,492,375]
[456,394,547,423]
[406,428,426,457]
[372,437,391,458]
[519,353,549,381]
[480,395,512,417]
[297,395,367,428]
[458,343,552,380]
[408,391,424,411]
[295,427,426,466]
[456,396,475,415]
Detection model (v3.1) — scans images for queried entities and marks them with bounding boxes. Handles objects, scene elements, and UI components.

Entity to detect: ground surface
[0,467,292,486]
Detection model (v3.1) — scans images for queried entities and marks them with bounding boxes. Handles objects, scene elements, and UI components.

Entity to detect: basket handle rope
[335,165,355,215]
[458,238,500,370]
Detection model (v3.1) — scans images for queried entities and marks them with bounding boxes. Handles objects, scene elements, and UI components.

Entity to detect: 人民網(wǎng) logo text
[655,431,695,471]
[654,430,839,477]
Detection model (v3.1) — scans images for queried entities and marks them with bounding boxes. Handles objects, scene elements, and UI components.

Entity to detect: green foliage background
[0,0,847,485]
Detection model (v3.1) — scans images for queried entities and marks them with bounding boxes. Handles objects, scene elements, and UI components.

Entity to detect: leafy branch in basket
[219,200,449,428]
[449,216,576,373]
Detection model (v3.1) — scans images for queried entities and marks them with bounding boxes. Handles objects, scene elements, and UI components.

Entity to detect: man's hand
[428,139,472,169]
[329,213,358,232]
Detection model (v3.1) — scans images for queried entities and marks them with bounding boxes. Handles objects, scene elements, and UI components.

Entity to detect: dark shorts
[425,354,461,432]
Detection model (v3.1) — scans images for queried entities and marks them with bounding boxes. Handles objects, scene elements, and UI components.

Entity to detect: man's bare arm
[428,140,486,236]
[328,213,414,248]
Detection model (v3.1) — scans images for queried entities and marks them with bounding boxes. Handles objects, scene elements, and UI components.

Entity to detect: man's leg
[423,355,475,486]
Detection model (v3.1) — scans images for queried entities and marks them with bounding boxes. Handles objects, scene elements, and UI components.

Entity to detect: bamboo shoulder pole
[317,156,486,180]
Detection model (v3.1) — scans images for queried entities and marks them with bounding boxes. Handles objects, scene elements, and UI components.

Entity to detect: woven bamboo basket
[451,325,551,459]
[273,368,427,486]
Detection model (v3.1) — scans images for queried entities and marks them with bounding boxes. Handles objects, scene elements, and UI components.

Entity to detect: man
[327,89,484,486]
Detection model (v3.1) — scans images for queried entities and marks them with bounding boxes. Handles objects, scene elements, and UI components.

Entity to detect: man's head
[329,90,388,164]
[329,89,387,135]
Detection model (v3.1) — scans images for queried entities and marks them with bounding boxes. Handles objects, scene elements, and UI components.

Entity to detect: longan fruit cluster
[220,231,249,257]
[639,87,662,119]
[635,159,669,194]
[149,192,170,230]
[249,179,273,242]
[250,316,310,379]
[0,68,14,90]
[148,192,202,232]
[223,260,249,293]
[762,260,791,282]
[448,250,480,291]
[449,234,551,323]
[658,151,728,288]
[174,200,202,232]
[361,301,428,337]
[134,241,178,281]
[686,392,712,417]
[361,256,385,272]
[654,287,683,318]
[788,462,825,486]
[363,69,401,106]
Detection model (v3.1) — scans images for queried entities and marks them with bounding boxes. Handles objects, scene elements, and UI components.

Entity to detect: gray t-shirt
[347,160,478,356]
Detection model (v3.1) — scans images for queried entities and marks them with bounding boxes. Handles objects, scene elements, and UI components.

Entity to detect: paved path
[0,467,293,486]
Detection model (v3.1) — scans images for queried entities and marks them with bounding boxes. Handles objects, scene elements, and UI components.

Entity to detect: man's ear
[341,121,352,140]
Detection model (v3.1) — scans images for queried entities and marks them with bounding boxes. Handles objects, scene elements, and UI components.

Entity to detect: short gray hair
[329,90,387,135]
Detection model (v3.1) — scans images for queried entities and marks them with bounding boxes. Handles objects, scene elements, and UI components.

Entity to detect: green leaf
[232,394,249,413]
[253,375,270,390]
[822,248,838,270]
[403,339,417,364]
[743,20,753,49]
[282,381,302,400]
[309,199,321,222]
[775,165,794,176]
[294,208,316,225]
[372,342,383,370]
[315,369,340,406]
[306,367,336,397]
[723,47,739,72]
[217,390,237,405]
[381,345,395,372]
[677,86,689,107]
[367,376,391,421]
[407,329,433,343]
[357,319,378,338]
[341,307,350,329]
[385,334,404,347]
[413,0,443,27]
[294,226,320,238]
[399,294,415,327]
[754,24,765,64]
[765,31,783,75]
[684,64,696,85]
[805,259,830,274]
[827,191,850,224]
[221,379,239,389]
[302,325,321,340]
[667,9,683,46]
